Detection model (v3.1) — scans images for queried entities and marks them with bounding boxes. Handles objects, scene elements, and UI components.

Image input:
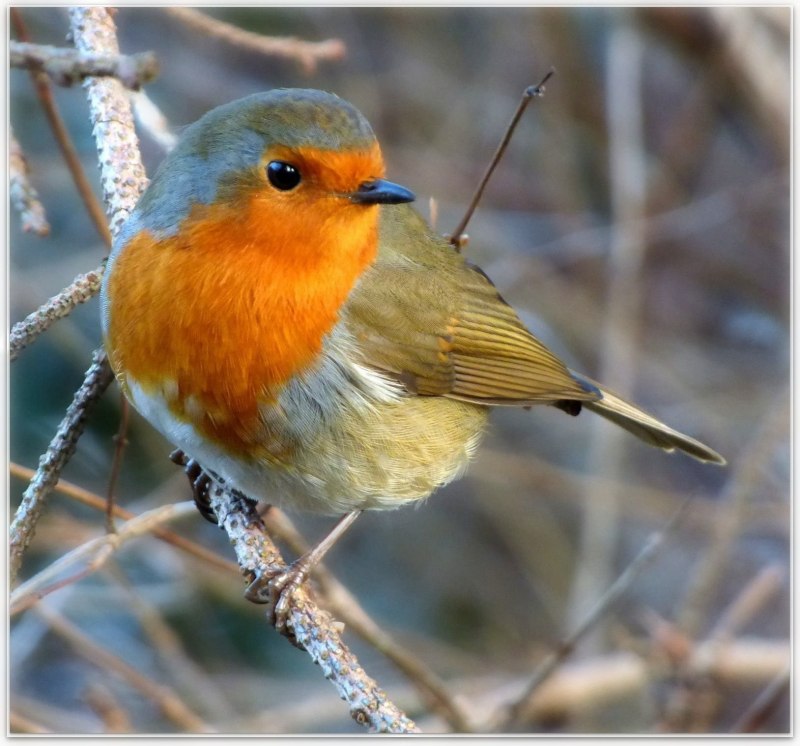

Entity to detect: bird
[100,88,724,624]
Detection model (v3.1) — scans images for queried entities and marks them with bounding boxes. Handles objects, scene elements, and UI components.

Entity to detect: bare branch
[10,129,49,236]
[164,7,346,75]
[9,263,104,361]
[496,499,687,729]
[10,350,114,584]
[68,6,149,240]
[10,40,158,90]
[10,502,197,615]
[10,8,112,247]
[33,604,213,733]
[10,461,239,577]
[208,482,420,734]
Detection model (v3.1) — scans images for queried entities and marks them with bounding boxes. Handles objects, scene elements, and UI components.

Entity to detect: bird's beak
[348,178,416,205]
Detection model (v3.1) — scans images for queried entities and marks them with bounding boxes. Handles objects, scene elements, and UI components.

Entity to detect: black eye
[266,161,301,191]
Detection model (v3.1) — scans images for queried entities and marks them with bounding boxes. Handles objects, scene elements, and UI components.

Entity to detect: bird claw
[244,563,309,637]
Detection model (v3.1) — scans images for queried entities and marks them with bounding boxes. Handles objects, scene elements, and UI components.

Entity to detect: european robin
[101,89,723,621]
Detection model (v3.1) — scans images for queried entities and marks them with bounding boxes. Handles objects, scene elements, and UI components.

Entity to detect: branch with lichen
[68,6,149,239]
[164,7,346,75]
[205,479,419,733]
[10,349,114,583]
[10,130,49,236]
[10,263,105,361]
[10,40,158,90]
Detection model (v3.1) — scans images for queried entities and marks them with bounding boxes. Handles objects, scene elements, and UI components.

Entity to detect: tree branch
[10,129,49,236]
[10,40,158,90]
[208,482,420,733]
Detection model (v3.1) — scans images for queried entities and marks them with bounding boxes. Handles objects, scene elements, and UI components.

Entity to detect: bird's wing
[343,205,598,405]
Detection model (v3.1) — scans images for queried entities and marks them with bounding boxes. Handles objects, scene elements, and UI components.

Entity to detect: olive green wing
[343,205,598,406]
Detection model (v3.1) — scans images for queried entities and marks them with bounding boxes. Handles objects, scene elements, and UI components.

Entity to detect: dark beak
[349,178,416,205]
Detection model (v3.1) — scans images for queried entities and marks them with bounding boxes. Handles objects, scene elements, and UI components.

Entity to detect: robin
[101,88,723,623]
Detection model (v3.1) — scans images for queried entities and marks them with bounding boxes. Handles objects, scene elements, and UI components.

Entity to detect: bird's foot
[245,560,313,639]
[170,449,218,524]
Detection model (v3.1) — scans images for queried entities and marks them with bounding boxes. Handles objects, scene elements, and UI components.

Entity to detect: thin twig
[10,350,114,584]
[207,481,420,734]
[9,462,238,576]
[565,13,647,656]
[448,69,554,249]
[10,502,197,616]
[9,262,105,361]
[730,663,790,733]
[68,6,149,240]
[11,8,112,247]
[105,396,131,533]
[33,604,213,733]
[164,7,346,75]
[131,90,177,152]
[10,40,158,90]
[497,498,689,729]
[262,507,475,732]
[84,684,133,733]
[678,393,788,638]
[10,129,49,236]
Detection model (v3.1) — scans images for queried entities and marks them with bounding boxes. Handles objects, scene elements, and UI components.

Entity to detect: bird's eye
[266,161,301,191]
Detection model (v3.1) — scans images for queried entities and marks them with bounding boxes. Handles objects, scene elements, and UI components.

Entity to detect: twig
[10,8,111,247]
[707,564,785,642]
[678,394,788,638]
[131,90,177,152]
[10,502,197,616]
[105,396,130,533]
[208,482,420,734]
[9,711,51,734]
[10,350,114,584]
[10,40,158,90]
[262,507,474,732]
[497,498,688,729]
[33,604,213,733]
[9,262,104,361]
[565,13,647,655]
[69,6,149,240]
[448,69,554,249]
[164,7,346,75]
[9,461,238,576]
[10,129,49,236]
[730,662,790,733]
[84,684,133,733]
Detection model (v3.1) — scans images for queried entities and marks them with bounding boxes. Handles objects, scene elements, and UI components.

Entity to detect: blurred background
[9,6,790,735]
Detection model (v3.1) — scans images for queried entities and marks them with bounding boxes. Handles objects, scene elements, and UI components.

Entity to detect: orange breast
[105,192,379,456]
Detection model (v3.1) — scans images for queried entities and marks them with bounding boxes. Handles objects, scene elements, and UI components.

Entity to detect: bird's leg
[245,509,363,630]
[169,449,218,524]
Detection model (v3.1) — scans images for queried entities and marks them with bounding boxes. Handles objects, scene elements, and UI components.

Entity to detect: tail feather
[569,371,726,465]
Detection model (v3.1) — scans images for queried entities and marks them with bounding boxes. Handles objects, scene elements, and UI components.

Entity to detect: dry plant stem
[9,350,114,585]
[678,394,788,638]
[164,7,346,75]
[10,41,158,90]
[107,565,237,724]
[10,462,239,576]
[9,711,51,735]
[499,499,687,730]
[84,683,133,733]
[33,604,213,733]
[9,263,105,361]
[730,663,790,733]
[208,483,420,734]
[565,13,647,655]
[10,8,111,247]
[69,6,149,240]
[262,507,474,732]
[708,564,785,642]
[131,90,177,151]
[10,129,50,235]
[448,69,554,249]
[105,396,131,533]
[10,501,197,616]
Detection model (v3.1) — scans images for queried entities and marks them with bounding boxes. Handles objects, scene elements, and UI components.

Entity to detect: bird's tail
[569,371,726,465]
